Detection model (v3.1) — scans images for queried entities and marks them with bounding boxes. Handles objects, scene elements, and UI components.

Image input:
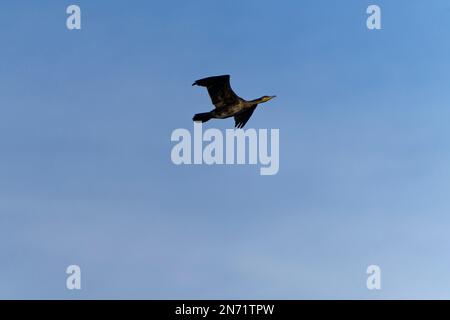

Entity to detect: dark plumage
[192,75,276,128]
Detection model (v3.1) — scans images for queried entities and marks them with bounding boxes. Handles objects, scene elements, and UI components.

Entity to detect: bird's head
[259,95,277,103]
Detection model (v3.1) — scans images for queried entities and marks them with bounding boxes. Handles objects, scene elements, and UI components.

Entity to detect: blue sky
[1,0,450,299]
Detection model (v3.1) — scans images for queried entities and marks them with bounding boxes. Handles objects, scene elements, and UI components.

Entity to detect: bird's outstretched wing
[234,105,257,129]
[192,75,240,108]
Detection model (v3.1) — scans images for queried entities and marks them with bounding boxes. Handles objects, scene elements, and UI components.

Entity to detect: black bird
[192,75,276,128]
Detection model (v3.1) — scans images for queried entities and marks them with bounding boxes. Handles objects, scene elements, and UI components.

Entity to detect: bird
[192,75,276,128]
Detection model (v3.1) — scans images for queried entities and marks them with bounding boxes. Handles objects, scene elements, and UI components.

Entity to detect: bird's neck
[249,97,266,104]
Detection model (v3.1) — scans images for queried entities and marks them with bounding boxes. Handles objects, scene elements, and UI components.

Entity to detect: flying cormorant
[192,75,276,128]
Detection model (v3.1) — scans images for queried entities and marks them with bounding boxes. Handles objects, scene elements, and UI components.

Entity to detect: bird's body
[192,75,275,128]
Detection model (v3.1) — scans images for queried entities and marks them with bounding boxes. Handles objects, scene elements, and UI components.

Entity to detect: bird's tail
[193,112,213,123]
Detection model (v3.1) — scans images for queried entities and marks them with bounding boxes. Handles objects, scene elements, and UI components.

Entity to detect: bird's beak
[269,95,277,101]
